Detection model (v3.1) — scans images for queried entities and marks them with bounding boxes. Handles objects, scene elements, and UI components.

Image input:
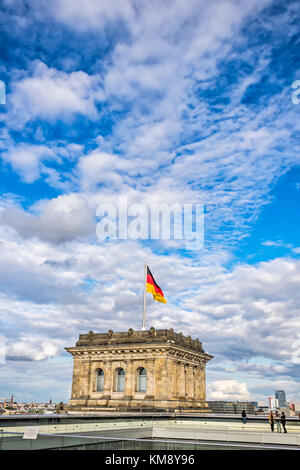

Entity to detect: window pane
[117,375,125,392]
[138,375,147,391]
[117,369,125,391]
[138,369,147,391]
[96,370,104,391]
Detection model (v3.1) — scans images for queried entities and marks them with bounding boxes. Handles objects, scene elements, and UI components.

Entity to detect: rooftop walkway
[1,413,300,450]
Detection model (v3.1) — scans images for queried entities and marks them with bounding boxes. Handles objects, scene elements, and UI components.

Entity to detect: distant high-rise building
[275,390,286,408]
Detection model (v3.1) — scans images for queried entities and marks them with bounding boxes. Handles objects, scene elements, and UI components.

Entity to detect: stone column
[193,366,200,401]
[194,367,197,399]
[87,355,95,397]
[103,360,112,398]
[145,359,155,397]
[155,355,168,400]
[70,355,79,399]
[170,359,179,400]
[162,356,169,399]
[199,366,206,401]
[125,360,133,398]
[82,355,91,399]
[174,361,180,398]
[194,366,205,402]
[164,357,174,400]
[177,362,186,399]
[185,364,194,400]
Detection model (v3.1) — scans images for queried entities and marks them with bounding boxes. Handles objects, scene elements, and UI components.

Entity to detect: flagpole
[142,261,147,330]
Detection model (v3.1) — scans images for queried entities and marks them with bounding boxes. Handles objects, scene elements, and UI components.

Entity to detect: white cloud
[77,150,135,191]
[1,193,95,243]
[6,339,59,361]
[182,257,300,367]
[1,141,84,185]
[51,0,135,32]
[291,338,300,365]
[8,61,104,126]
[2,143,55,183]
[208,380,251,400]
[3,0,295,253]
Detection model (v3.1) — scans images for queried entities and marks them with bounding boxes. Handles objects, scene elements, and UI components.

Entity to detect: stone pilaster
[145,359,155,397]
[174,361,180,398]
[199,367,206,401]
[87,355,94,397]
[185,364,194,400]
[103,360,112,398]
[177,362,185,399]
[124,360,133,398]
[193,366,200,401]
[81,357,91,398]
[154,355,168,400]
[70,355,82,399]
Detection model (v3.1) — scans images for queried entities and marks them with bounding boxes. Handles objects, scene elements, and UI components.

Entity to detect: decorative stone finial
[149,327,156,337]
[87,331,94,343]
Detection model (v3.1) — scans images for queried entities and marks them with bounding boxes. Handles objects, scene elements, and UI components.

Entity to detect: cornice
[65,340,213,364]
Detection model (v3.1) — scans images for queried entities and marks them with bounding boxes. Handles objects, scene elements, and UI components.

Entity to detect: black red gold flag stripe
[146,266,167,303]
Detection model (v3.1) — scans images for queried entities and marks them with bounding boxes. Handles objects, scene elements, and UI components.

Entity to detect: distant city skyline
[1,389,297,411]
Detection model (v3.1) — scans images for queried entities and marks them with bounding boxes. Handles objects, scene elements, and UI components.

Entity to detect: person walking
[241,409,247,425]
[269,411,275,432]
[275,411,282,433]
[281,412,287,433]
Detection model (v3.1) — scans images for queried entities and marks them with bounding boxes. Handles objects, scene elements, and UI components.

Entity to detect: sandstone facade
[65,328,213,411]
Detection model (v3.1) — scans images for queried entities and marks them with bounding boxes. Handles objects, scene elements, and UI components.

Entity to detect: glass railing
[1,431,300,451]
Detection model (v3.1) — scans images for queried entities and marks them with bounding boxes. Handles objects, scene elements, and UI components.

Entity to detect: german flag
[146,266,167,303]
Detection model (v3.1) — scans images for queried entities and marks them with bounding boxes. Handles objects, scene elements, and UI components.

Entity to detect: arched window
[116,368,125,392]
[137,368,147,392]
[96,369,104,392]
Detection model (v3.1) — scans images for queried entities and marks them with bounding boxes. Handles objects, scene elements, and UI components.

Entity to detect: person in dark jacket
[241,409,247,425]
[280,412,287,433]
[269,411,275,432]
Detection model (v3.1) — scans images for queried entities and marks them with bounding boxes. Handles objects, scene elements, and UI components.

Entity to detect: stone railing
[75,328,206,353]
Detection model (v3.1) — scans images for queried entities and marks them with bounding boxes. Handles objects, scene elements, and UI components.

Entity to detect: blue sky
[0,0,299,405]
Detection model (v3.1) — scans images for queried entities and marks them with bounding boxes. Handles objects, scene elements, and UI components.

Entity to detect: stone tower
[65,328,213,411]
